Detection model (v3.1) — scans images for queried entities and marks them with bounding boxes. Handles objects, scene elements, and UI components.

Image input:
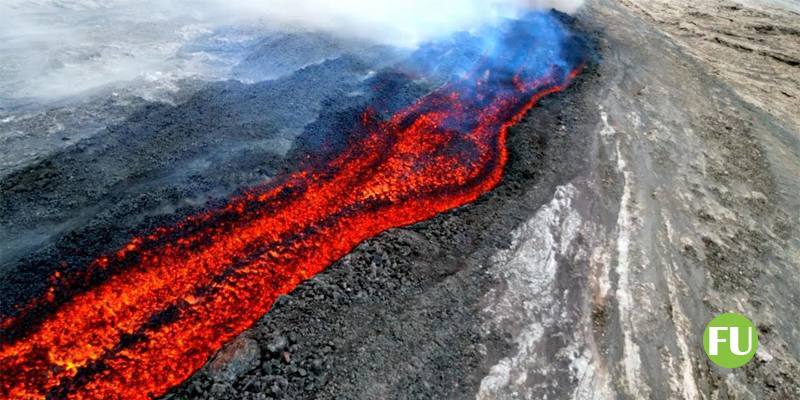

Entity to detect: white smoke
[0,0,584,101]
[218,0,585,47]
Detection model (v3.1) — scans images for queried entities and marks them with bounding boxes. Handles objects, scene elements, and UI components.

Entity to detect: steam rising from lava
[1,0,583,99]
[0,11,587,400]
[222,0,586,46]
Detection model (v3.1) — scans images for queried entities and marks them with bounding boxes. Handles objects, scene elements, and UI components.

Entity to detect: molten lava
[1,13,584,400]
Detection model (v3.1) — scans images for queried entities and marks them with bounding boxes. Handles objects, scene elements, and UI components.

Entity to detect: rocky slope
[169,1,800,398]
[1,1,798,399]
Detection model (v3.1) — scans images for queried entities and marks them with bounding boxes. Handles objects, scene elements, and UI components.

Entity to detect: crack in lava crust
[0,52,581,400]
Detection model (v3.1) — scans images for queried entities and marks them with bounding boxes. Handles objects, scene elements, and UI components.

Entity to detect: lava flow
[1,14,584,400]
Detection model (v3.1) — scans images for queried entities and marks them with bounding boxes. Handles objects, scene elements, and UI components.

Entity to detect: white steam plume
[0,0,584,101]
[220,0,585,47]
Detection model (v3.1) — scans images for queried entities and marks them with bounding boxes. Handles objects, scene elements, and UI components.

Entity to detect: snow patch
[477,184,589,399]
[613,123,651,398]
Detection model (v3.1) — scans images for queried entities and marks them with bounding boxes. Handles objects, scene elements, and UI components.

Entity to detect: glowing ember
[1,14,584,400]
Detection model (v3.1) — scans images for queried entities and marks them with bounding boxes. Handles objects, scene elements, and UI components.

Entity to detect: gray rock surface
[171,1,800,399]
[2,1,798,399]
[207,336,262,383]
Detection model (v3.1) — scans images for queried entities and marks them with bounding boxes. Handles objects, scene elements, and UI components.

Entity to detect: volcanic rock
[206,336,261,383]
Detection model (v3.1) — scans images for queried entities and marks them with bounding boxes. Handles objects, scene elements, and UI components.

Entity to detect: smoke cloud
[220,0,585,47]
[0,0,584,101]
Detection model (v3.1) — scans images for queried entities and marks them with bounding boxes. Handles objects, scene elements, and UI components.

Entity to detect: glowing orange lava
[0,66,580,399]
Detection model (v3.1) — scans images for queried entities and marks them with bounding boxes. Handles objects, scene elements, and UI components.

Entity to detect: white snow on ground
[660,211,701,400]
[477,184,593,399]
[611,118,651,399]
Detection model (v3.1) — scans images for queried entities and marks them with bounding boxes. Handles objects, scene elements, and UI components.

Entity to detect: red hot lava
[0,29,582,400]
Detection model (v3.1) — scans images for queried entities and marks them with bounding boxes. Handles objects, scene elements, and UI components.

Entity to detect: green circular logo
[703,313,758,368]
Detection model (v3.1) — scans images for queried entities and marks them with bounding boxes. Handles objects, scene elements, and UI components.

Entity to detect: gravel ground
[2,1,799,399]
[165,55,600,400]
[170,1,800,398]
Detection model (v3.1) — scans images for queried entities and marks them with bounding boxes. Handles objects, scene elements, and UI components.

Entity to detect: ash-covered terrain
[2,0,799,399]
